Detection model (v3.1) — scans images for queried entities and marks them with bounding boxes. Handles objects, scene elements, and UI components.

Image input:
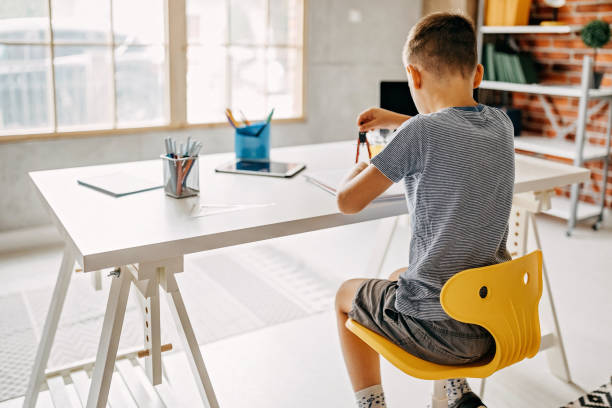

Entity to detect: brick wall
[503,0,612,207]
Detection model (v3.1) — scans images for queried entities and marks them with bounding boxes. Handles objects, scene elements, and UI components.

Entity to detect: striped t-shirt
[371,104,515,321]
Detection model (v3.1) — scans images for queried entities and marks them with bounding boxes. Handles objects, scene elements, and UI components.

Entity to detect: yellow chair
[346,250,543,408]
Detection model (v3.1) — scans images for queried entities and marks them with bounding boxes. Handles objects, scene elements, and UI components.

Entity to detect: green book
[501,53,512,82]
[494,52,507,82]
[512,54,526,84]
[485,43,496,81]
[502,53,512,82]
[482,44,489,79]
[518,53,538,84]
[505,53,518,83]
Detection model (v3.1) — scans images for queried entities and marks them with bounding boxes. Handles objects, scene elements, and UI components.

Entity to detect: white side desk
[25,141,589,408]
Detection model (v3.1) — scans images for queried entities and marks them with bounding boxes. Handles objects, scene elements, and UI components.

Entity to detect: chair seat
[346,251,543,382]
[346,319,496,380]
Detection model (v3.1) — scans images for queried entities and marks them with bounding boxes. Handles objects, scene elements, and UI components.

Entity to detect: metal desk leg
[530,213,572,382]
[86,267,132,408]
[23,248,75,408]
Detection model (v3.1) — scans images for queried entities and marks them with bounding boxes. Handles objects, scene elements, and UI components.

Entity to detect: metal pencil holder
[161,155,199,198]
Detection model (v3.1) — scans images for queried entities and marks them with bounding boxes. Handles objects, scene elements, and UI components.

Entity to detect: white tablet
[215,160,306,178]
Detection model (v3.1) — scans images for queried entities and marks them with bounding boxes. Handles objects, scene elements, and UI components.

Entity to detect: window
[0,0,304,138]
[0,0,167,136]
[186,0,304,124]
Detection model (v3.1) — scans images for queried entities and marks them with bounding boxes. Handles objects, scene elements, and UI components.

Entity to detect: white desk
[25,141,589,408]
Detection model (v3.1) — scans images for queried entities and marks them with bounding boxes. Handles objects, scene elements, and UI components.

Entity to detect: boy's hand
[357,107,411,132]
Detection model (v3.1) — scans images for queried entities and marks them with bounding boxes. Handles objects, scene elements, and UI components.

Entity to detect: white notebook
[303,169,405,202]
[77,172,162,197]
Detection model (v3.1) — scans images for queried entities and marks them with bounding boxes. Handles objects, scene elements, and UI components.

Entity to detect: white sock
[445,378,472,405]
[355,384,386,408]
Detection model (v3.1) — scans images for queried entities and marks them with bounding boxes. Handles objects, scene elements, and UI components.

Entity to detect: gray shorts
[348,279,495,365]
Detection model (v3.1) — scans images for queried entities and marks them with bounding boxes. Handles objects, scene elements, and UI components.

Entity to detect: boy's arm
[336,162,393,214]
[357,107,411,132]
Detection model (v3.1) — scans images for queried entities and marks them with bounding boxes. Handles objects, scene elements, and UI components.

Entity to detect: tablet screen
[215,160,306,178]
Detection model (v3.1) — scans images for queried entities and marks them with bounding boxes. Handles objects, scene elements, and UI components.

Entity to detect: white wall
[0,0,421,231]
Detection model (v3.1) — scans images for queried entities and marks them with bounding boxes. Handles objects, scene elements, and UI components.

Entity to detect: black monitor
[380,81,479,116]
[380,81,418,116]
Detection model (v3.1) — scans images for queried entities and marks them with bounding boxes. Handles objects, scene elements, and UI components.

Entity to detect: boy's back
[371,104,515,320]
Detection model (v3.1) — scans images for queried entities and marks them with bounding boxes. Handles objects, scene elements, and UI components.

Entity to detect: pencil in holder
[235,121,270,161]
[161,155,200,198]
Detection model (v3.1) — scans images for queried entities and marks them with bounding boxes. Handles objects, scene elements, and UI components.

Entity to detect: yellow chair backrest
[440,250,543,375]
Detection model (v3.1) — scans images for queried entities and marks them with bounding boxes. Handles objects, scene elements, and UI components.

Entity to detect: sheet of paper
[302,169,405,201]
[190,202,276,218]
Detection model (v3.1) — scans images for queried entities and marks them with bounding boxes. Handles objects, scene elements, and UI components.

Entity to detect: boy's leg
[335,278,381,391]
[388,266,408,282]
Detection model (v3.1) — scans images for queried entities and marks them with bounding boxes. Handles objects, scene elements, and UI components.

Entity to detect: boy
[335,12,514,408]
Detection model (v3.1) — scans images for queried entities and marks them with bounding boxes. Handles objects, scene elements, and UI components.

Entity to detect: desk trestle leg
[86,266,132,408]
[368,216,400,279]
[159,262,220,408]
[477,193,573,400]
[144,287,162,385]
[81,257,219,408]
[23,249,76,408]
[509,192,572,384]
[130,261,163,386]
[529,213,572,383]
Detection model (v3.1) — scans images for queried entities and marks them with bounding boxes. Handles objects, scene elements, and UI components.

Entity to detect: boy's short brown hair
[403,12,477,78]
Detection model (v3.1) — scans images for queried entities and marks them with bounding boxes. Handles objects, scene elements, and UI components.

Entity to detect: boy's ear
[406,64,422,89]
[473,64,484,89]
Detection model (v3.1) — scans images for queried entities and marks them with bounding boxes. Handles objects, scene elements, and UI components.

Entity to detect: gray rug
[0,243,336,402]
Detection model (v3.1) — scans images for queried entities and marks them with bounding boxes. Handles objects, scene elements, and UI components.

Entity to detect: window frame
[0,0,306,143]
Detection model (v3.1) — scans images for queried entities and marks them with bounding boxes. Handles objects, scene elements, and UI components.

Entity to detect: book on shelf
[493,51,507,82]
[484,43,496,81]
[482,44,538,85]
[504,53,517,83]
[518,53,538,84]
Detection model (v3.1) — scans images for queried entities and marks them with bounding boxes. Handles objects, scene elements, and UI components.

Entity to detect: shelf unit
[480,25,582,34]
[476,0,612,235]
[544,195,602,223]
[480,80,612,99]
[513,135,609,161]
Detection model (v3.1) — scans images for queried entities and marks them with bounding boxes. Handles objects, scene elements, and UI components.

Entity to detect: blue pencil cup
[235,122,270,161]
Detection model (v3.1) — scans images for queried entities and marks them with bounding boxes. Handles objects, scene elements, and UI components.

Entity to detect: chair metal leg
[431,380,447,408]
[23,248,75,408]
[479,377,486,398]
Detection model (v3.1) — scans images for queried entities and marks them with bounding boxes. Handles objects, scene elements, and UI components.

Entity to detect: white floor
[1,212,611,407]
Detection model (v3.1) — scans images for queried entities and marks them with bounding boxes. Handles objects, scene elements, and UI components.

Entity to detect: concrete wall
[0,0,421,231]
